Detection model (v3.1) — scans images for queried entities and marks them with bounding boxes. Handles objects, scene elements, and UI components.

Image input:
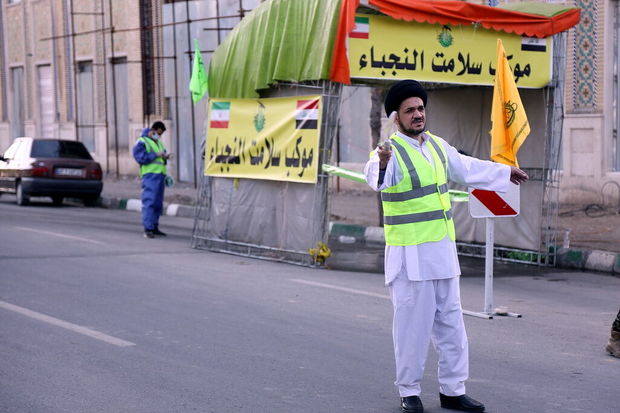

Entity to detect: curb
[555,248,620,275]
[101,198,620,276]
[329,222,620,276]
[100,197,196,218]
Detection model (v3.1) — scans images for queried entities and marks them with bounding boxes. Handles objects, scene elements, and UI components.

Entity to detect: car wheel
[83,196,100,207]
[52,196,64,206]
[16,182,30,206]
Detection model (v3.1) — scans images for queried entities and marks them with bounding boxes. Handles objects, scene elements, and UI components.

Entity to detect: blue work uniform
[132,133,167,232]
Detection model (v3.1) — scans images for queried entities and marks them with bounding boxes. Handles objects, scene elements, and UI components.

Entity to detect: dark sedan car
[0,138,103,206]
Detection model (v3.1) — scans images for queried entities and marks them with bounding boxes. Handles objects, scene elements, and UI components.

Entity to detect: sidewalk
[100,176,620,276]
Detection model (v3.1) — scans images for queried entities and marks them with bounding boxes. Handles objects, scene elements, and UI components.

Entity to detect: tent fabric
[329,0,360,85]
[497,1,578,17]
[209,0,580,98]
[330,0,580,84]
[207,0,341,99]
[361,0,580,35]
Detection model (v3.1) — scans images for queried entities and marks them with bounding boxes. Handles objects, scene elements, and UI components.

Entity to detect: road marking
[291,279,390,300]
[15,227,106,245]
[0,300,136,347]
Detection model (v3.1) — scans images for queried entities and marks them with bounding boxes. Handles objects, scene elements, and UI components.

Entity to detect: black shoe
[144,230,155,239]
[401,395,423,413]
[153,228,167,236]
[439,393,485,412]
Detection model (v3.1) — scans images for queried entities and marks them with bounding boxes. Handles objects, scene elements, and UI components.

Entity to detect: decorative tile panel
[572,0,598,112]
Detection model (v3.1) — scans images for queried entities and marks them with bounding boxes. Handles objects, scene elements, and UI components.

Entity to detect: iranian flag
[350,16,369,39]
[296,99,319,129]
[210,101,230,128]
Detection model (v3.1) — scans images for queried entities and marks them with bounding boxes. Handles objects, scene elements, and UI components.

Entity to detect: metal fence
[191,80,343,266]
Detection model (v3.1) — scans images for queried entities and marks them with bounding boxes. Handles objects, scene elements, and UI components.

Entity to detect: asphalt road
[0,195,618,413]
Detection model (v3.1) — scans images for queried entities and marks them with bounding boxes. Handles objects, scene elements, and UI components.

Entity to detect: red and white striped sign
[468,183,520,218]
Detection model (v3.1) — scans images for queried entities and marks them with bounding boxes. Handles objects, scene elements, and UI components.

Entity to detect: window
[109,57,129,150]
[76,61,95,151]
[10,67,25,140]
[31,140,93,160]
[37,65,55,139]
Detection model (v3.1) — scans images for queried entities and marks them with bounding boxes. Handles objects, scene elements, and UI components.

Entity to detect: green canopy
[498,2,576,17]
[208,0,580,99]
[207,0,341,99]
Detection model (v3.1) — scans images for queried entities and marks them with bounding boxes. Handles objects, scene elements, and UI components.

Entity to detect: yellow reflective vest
[381,132,455,246]
[137,136,167,177]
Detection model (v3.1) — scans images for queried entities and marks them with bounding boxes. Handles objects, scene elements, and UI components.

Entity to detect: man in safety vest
[364,80,528,413]
[132,121,173,239]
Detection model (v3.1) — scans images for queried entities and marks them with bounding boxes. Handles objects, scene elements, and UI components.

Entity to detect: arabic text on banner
[205,95,322,184]
[348,14,552,88]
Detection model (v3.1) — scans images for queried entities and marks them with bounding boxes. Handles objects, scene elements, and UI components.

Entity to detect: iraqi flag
[521,36,546,52]
[350,16,369,39]
[210,101,230,128]
[295,99,319,129]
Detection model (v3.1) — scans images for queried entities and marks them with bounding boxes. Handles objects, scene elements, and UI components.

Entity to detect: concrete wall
[560,0,620,205]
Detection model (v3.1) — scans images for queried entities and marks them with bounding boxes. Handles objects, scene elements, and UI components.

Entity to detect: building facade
[0,0,260,182]
[1,0,168,175]
[1,0,619,205]
[561,0,620,205]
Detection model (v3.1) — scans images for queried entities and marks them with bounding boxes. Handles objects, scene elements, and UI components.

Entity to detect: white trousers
[389,274,469,397]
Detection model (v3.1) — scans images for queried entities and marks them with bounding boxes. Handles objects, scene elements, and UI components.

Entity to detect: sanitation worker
[132,121,172,239]
[364,80,528,413]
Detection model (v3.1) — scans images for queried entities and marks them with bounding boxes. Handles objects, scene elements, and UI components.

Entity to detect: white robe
[364,131,510,285]
[365,131,511,397]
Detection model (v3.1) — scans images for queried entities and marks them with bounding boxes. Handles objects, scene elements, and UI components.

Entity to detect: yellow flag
[490,39,530,167]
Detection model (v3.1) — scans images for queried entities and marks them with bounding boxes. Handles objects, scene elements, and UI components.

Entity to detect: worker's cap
[384,80,427,116]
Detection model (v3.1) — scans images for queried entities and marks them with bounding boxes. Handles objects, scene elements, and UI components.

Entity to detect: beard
[397,117,425,137]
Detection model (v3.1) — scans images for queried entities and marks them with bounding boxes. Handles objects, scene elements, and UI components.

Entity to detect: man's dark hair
[151,121,166,132]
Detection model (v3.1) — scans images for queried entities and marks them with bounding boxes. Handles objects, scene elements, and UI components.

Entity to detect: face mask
[152,133,159,140]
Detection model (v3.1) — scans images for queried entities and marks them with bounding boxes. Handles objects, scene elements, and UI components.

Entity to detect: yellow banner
[205,95,322,183]
[491,39,530,167]
[349,14,552,88]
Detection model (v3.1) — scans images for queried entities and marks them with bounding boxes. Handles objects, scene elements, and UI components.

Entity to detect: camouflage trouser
[613,309,620,332]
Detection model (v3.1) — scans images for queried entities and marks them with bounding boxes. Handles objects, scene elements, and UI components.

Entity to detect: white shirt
[365,131,510,285]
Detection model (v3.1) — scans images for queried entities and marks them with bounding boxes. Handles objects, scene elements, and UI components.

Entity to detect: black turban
[384,80,427,116]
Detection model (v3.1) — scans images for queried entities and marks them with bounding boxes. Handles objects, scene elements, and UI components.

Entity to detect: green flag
[189,40,208,103]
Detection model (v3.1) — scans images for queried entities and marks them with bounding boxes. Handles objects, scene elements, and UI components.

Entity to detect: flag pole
[464,38,527,320]
[464,218,495,320]
[484,217,494,314]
